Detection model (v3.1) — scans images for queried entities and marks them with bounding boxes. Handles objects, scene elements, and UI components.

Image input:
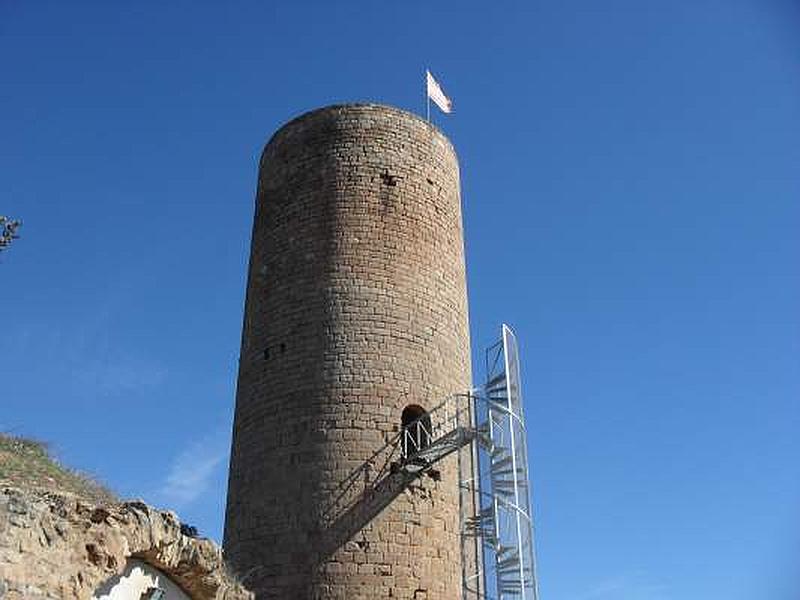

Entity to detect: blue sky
[2,1,799,598]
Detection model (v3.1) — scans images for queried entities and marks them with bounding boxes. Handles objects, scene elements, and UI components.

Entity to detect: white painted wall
[92,558,191,600]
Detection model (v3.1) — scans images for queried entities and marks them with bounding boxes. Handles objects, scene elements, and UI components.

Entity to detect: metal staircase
[314,325,540,600]
[314,393,478,561]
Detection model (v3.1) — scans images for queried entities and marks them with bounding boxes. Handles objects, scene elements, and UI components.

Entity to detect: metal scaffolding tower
[462,325,540,600]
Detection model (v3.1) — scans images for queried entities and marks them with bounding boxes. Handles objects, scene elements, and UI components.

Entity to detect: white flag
[426,69,452,114]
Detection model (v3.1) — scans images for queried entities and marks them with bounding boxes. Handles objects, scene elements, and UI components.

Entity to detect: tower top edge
[263,102,456,156]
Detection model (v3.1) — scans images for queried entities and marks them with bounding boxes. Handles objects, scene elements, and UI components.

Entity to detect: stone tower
[224,104,471,599]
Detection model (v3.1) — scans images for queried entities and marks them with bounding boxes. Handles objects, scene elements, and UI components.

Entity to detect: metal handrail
[319,392,476,527]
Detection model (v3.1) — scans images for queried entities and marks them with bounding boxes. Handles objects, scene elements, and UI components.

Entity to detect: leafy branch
[0,216,22,253]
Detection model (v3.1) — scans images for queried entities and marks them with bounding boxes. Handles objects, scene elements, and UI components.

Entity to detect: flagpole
[426,70,430,122]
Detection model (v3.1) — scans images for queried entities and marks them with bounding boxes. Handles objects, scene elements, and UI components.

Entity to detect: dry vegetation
[0,433,116,504]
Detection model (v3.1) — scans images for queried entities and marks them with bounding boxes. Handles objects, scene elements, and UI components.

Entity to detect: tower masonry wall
[224,104,472,599]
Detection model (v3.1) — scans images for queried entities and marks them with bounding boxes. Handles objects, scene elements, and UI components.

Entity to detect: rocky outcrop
[0,487,252,600]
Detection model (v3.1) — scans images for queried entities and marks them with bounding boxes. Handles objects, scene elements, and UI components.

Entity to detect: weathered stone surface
[0,487,252,600]
[224,103,471,598]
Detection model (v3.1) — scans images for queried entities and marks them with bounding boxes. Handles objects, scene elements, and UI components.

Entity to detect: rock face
[0,487,252,600]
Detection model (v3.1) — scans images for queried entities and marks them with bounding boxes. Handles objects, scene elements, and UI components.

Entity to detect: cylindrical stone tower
[224,104,471,599]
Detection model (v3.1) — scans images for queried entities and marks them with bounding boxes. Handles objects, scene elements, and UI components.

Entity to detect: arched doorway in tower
[401,404,432,460]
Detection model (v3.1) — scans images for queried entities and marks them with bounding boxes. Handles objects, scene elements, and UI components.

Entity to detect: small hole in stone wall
[280,342,287,354]
[380,172,398,187]
[263,347,270,360]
